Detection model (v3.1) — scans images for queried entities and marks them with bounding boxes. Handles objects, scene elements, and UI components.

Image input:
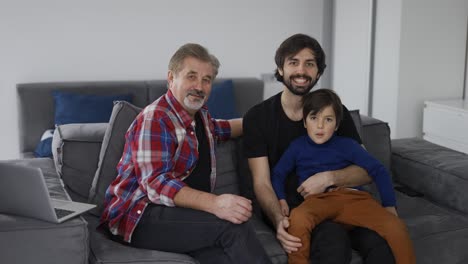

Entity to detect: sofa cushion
[348,109,362,139]
[84,215,197,264]
[206,79,239,119]
[53,91,132,125]
[0,158,89,264]
[34,129,54,158]
[88,101,142,216]
[356,115,393,202]
[395,190,468,263]
[52,123,107,202]
[213,139,240,195]
[392,138,468,214]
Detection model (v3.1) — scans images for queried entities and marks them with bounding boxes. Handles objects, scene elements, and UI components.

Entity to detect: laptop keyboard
[54,208,75,219]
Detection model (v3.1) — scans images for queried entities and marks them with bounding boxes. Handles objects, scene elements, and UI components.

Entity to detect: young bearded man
[243,34,396,264]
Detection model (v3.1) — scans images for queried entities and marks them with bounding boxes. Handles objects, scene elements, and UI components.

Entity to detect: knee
[218,221,254,245]
[381,217,410,237]
[289,208,314,231]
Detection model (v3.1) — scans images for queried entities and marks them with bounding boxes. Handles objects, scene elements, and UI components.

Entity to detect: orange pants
[287,188,415,264]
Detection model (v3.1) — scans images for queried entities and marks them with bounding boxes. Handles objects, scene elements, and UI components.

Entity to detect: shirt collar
[165,89,208,129]
[305,133,336,146]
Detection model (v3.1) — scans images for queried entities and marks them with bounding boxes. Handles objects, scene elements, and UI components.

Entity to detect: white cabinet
[423,99,468,154]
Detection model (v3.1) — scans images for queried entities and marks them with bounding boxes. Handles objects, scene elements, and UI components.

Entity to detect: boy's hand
[298,171,333,197]
[279,199,290,216]
[385,206,398,216]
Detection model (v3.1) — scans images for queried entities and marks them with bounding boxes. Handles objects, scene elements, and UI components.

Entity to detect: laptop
[0,162,96,223]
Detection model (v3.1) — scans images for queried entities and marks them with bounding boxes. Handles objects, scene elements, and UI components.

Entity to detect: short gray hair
[168,43,220,77]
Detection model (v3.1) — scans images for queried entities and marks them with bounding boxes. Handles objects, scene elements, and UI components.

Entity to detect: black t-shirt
[243,92,362,208]
[183,112,211,193]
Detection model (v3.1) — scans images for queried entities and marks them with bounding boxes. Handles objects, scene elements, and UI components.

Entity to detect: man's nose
[193,80,203,90]
[297,63,306,74]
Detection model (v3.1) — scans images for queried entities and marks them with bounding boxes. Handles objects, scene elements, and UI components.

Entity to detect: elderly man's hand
[213,194,252,224]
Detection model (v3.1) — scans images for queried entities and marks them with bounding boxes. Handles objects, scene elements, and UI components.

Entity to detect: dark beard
[283,75,318,96]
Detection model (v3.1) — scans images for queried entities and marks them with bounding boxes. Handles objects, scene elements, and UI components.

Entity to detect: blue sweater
[271,135,396,207]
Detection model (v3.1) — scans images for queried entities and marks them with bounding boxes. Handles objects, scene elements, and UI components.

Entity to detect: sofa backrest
[17,81,150,155]
[16,78,264,156]
[146,78,264,117]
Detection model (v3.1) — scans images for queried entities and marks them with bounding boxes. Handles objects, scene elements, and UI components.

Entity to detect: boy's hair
[302,89,343,126]
[168,43,220,77]
[274,34,326,82]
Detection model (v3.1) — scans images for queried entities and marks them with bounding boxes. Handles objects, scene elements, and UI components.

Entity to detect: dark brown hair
[274,34,326,82]
[302,89,343,126]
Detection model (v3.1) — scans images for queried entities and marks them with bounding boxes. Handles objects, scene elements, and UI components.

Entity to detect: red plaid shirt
[100,89,231,242]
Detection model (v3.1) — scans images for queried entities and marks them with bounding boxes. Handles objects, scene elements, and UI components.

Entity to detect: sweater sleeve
[345,139,396,207]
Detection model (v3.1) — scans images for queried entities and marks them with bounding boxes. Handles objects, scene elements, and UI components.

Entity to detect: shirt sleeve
[243,106,268,158]
[336,105,362,144]
[211,118,232,142]
[345,139,396,207]
[132,113,186,207]
[271,141,298,200]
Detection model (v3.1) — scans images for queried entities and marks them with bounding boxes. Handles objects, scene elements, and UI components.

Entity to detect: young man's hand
[279,199,290,216]
[275,216,302,253]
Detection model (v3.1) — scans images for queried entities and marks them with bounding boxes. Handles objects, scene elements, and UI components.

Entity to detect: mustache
[290,74,313,82]
[186,90,206,98]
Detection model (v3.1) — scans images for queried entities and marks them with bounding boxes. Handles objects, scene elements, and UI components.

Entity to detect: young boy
[271,89,415,264]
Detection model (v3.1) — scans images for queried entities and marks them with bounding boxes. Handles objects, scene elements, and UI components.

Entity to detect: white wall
[332,0,372,115]
[372,0,402,136]
[396,0,468,138]
[0,0,326,159]
[334,0,468,139]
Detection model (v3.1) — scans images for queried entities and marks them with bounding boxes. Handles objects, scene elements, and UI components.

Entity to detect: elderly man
[101,43,271,264]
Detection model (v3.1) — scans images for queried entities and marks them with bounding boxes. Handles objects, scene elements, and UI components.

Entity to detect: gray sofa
[1,78,467,264]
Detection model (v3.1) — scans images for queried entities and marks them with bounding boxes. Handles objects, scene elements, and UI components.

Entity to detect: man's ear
[167,71,174,87]
[278,67,284,77]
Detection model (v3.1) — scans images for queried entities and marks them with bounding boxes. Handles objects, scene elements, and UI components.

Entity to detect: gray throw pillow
[88,101,142,216]
[52,123,108,202]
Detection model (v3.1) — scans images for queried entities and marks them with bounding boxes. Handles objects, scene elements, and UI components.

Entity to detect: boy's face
[304,105,337,144]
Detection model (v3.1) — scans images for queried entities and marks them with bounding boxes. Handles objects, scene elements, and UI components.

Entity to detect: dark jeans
[310,221,395,264]
[350,227,396,264]
[130,204,272,264]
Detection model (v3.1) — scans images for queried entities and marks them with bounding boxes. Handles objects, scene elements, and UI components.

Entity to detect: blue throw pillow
[34,129,54,157]
[53,91,132,125]
[206,80,239,119]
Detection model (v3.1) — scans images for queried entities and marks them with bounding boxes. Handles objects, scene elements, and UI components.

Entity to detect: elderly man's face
[168,57,214,117]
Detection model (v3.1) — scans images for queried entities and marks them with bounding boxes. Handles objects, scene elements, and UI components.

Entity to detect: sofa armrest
[52,123,108,202]
[358,115,393,200]
[360,115,392,172]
